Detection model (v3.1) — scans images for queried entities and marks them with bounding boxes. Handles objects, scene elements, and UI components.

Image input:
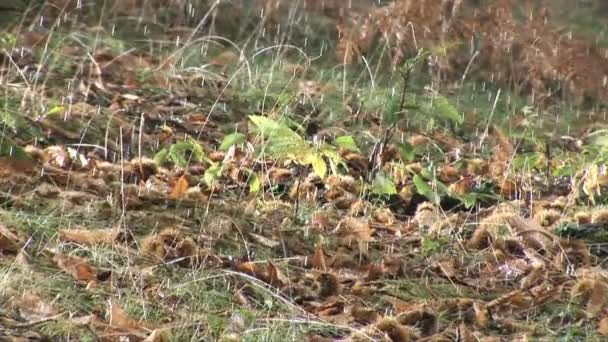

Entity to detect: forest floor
[2,1,608,341]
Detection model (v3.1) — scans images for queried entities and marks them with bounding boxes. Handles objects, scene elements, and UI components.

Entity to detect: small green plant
[422,235,449,256]
[371,171,398,196]
[219,132,247,151]
[154,136,207,167]
[249,115,344,178]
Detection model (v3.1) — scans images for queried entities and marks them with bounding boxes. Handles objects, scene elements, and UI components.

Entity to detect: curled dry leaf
[235,261,287,288]
[169,175,189,199]
[265,261,287,288]
[598,316,608,336]
[0,224,26,255]
[311,244,327,270]
[52,253,98,283]
[109,301,139,330]
[59,228,120,246]
[10,291,57,321]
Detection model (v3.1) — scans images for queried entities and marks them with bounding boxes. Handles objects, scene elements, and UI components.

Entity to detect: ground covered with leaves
[3,1,608,341]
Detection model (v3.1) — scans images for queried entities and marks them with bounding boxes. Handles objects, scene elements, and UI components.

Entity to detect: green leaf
[219,132,247,151]
[46,105,65,116]
[203,163,222,187]
[0,137,31,160]
[154,136,206,167]
[249,115,310,158]
[334,135,360,152]
[248,171,261,193]
[372,171,397,195]
[459,193,478,209]
[305,153,327,179]
[432,95,463,124]
[422,236,448,256]
[241,168,261,194]
[249,115,303,142]
[413,174,440,204]
[397,142,416,162]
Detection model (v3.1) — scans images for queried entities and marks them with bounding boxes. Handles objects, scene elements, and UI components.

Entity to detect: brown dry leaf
[53,253,98,283]
[311,245,327,270]
[266,261,287,288]
[59,228,119,246]
[316,300,349,324]
[169,175,189,199]
[10,291,57,321]
[598,316,608,336]
[0,156,36,176]
[235,261,259,275]
[0,224,25,255]
[109,301,139,330]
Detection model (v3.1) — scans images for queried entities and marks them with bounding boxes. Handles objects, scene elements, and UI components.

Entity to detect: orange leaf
[266,261,286,288]
[598,316,608,336]
[59,228,118,246]
[0,224,25,255]
[311,245,327,270]
[109,302,138,330]
[169,175,189,199]
[53,253,97,283]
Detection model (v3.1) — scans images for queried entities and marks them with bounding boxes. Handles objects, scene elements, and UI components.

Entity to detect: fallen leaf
[266,261,287,288]
[53,253,98,283]
[0,224,25,255]
[10,292,57,321]
[109,301,138,330]
[598,316,608,336]
[169,175,189,199]
[59,228,119,246]
[311,245,327,270]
